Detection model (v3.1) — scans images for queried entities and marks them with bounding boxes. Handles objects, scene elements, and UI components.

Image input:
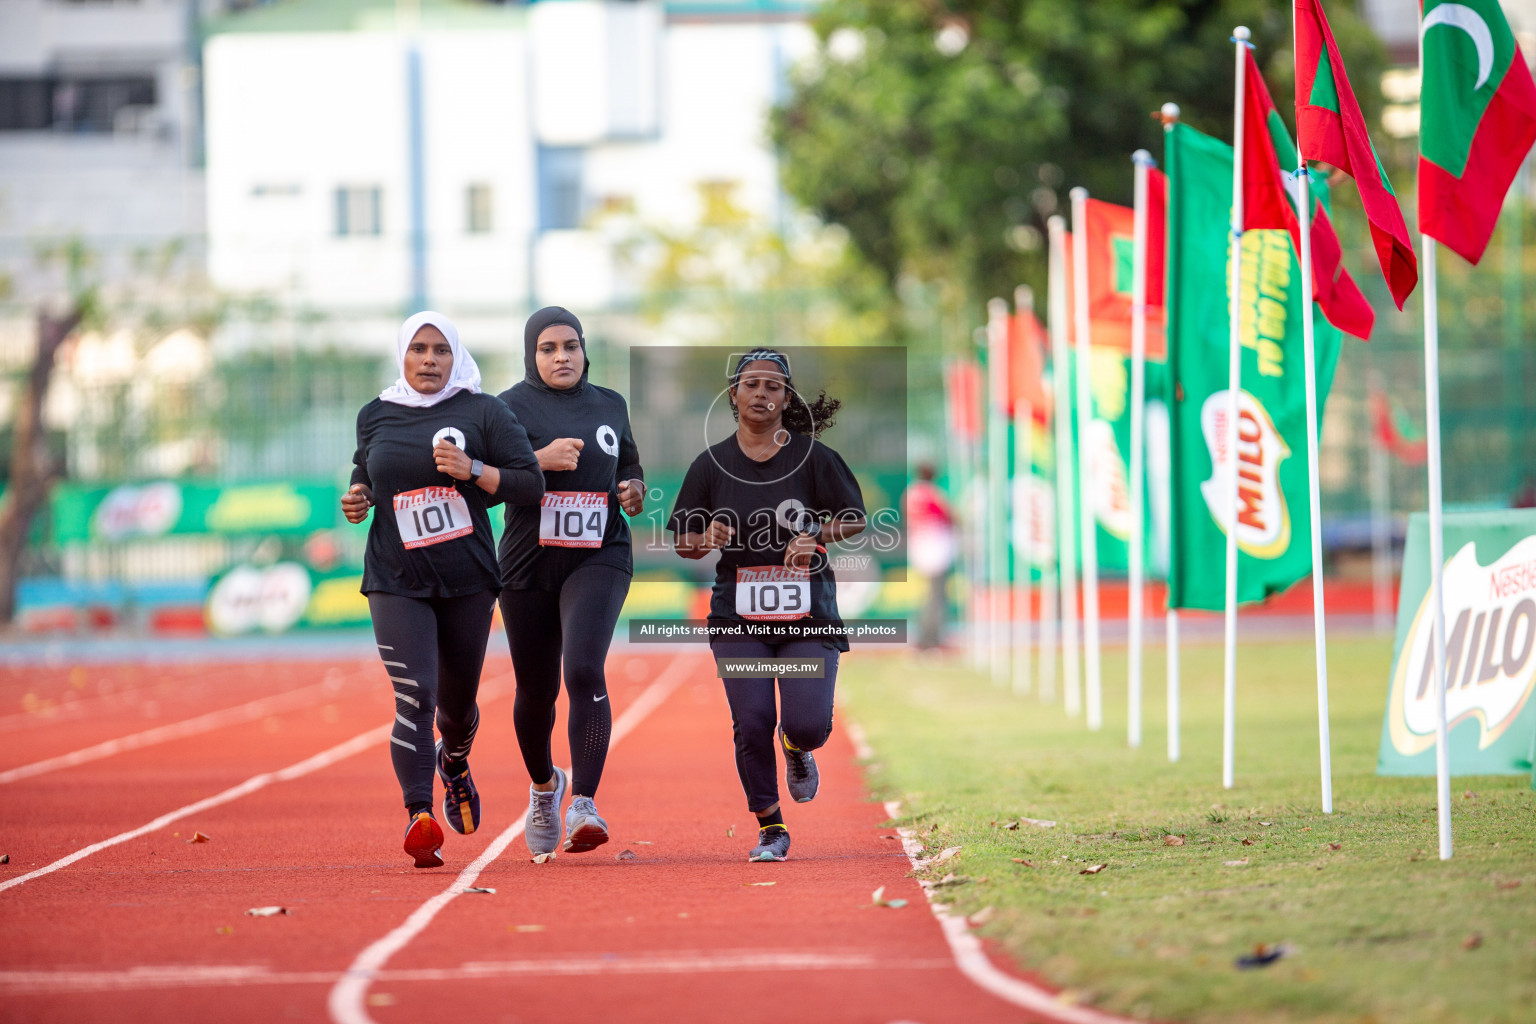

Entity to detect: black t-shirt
[496,381,643,591]
[351,391,543,598]
[667,432,865,651]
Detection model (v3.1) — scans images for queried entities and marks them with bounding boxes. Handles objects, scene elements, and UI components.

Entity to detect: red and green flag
[1295,0,1419,309]
[1081,195,1167,359]
[1419,0,1536,264]
[1242,49,1375,340]
[1370,388,1428,465]
[1008,308,1053,424]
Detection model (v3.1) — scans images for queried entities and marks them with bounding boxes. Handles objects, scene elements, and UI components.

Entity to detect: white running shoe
[524,766,567,857]
[562,794,610,853]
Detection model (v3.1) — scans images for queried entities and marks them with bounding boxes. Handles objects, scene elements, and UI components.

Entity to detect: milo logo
[1085,419,1132,541]
[1387,537,1536,756]
[1199,389,1292,559]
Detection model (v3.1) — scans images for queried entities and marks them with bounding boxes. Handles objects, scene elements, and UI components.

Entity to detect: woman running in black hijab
[498,306,644,858]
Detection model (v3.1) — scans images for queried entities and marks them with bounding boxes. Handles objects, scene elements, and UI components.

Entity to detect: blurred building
[202,0,813,346]
[0,0,217,308]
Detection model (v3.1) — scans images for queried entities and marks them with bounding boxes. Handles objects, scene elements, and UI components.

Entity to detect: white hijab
[380,311,482,408]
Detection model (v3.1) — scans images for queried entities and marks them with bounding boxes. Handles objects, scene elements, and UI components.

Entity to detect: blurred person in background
[904,463,954,651]
[342,312,544,869]
[497,307,644,860]
[669,350,865,863]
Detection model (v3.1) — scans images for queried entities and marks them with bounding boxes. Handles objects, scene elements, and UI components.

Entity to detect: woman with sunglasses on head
[497,307,644,859]
[343,311,543,869]
[668,349,865,862]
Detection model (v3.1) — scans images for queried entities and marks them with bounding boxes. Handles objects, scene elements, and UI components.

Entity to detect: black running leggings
[500,564,630,798]
[710,638,838,813]
[367,590,497,810]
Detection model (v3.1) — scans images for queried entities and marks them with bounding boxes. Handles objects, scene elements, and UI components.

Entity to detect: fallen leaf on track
[615,850,638,861]
[245,906,287,917]
[631,841,653,845]
[1224,858,1249,867]
[1259,822,1274,827]
[1079,864,1107,875]
[216,926,233,935]
[531,852,556,864]
[933,846,962,864]
[367,994,396,1007]
[1241,838,1255,846]
[1496,880,1522,890]
[1020,817,1056,828]
[870,886,908,909]
[1326,842,1342,851]
[1012,858,1037,867]
[186,832,211,844]
[725,826,734,838]
[464,887,495,894]
[998,821,1020,830]
[1462,933,1483,950]
[1235,943,1289,969]
[510,924,545,933]
[1163,835,1184,847]
[968,906,995,926]
[0,854,8,864]
[743,881,776,887]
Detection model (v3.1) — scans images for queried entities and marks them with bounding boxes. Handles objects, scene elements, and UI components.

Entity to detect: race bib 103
[540,491,608,548]
[735,566,810,621]
[394,486,473,549]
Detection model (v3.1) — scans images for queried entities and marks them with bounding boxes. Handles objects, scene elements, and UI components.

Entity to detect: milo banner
[1378,511,1536,778]
[1164,122,1342,610]
[1011,415,1056,581]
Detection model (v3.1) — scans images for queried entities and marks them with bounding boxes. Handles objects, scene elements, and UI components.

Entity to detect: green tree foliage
[771,0,1385,322]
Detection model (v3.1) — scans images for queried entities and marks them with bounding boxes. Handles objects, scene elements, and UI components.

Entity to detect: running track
[0,649,1131,1024]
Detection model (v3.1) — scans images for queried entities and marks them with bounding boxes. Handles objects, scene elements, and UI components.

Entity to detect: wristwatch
[469,459,485,482]
[795,512,823,541]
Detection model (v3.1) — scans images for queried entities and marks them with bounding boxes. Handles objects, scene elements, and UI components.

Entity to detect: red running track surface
[0,650,1099,1024]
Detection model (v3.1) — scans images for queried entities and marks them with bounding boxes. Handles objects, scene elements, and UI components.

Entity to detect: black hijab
[523,305,589,397]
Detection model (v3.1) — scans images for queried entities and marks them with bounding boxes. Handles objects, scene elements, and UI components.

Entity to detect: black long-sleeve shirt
[496,381,643,591]
[351,391,542,598]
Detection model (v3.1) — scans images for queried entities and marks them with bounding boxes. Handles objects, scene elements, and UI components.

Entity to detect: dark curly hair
[729,349,841,439]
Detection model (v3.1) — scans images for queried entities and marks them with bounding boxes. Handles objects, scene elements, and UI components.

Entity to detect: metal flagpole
[1290,86,1335,817]
[1128,149,1153,749]
[1047,214,1082,716]
[1069,188,1103,731]
[987,299,1012,685]
[1161,100,1182,764]
[1221,27,1249,790]
[1423,238,1452,859]
[1013,284,1037,697]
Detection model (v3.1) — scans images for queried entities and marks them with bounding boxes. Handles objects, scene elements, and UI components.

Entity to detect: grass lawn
[839,634,1535,1024]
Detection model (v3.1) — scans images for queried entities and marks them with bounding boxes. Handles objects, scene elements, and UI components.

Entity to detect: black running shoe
[436,740,480,835]
[749,824,791,862]
[778,724,820,803]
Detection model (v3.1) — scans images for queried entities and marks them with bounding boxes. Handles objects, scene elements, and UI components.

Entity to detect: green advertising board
[52,479,344,544]
[1378,510,1536,778]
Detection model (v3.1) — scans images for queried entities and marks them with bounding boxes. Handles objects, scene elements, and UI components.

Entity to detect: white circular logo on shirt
[596,424,619,457]
[432,427,466,452]
[775,498,811,531]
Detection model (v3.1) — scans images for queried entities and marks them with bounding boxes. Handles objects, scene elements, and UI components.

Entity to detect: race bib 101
[735,566,810,621]
[394,486,473,549]
[540,491,608,548]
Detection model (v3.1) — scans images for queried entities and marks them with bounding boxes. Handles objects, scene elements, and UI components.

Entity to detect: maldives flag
[1081,191,1167,359]
[944,358,982,441]
[1419,0,1536,264]
[1295,0,1419,309]
[1008,308,1052,423]
[1241,50,1375,340]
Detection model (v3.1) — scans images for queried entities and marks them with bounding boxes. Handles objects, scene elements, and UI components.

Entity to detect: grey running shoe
[778,724,820,803]
[524,766,567,857]
[562,795,610,853]
[749,824,791,862]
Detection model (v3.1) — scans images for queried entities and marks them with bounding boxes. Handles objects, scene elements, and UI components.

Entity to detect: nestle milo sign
[1378,510,1536,778]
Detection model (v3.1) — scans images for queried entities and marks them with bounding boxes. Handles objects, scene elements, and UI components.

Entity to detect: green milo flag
[1164,123,1343,611]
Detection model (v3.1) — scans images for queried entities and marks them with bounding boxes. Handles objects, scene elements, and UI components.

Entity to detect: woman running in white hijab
[342,311,544,869]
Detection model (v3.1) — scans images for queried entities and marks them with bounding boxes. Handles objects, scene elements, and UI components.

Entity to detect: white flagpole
[1041,555,1059,703]
[1161,100,1182,765]
[1221,27,1249,790]
[1128,149,1152,750]
[1367,373,1395,633]
[1423,239,1452,859]
[1047,214,1082,716]
[1013,284,1037,697]
[1070,188,1103,731]
[987,298,1012,686]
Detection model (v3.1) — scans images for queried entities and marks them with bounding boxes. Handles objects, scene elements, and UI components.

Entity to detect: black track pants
[367,590,497,809]
[500,564,630,798]
[710,638,838,813]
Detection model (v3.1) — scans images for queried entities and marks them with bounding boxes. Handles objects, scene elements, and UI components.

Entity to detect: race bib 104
[735,566,810,621]
[540,491,608,548]
[394,486,473,549]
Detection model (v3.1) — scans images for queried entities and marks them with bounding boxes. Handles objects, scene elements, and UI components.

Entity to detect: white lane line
[0,951,954,994]
[0,671,366,784]
[0,671,511,895]
[845,722,1140,1024]
[327,653,698,1024]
